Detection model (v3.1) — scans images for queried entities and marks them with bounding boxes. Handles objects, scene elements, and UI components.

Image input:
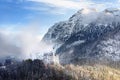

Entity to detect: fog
[0,24,53,60]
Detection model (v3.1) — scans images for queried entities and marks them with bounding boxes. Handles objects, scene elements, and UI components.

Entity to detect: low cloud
[0,32,22,59]
[0,24,53,60]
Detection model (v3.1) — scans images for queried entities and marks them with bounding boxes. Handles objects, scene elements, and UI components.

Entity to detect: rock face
[42,8,120,64]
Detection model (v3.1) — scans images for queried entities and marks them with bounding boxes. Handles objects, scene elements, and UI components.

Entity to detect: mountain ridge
[42,8,120,64]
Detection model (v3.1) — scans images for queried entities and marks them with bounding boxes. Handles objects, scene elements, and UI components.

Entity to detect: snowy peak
[80,8,97,14]
[104,8,120,17]
[104,8,120,13]
[70,8,120,25]
[69,8,98,22]
[43,8,120,64]
[43,8,120,44]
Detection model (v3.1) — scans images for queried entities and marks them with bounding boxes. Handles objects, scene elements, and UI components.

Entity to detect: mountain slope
[42,8,120,65]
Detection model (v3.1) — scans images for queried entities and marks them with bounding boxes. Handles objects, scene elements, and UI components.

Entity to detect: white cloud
[28,0,81,9]
[118,0,120,2]
[27,0,100,10]
[26,0,120,14]
[0,23,53,60]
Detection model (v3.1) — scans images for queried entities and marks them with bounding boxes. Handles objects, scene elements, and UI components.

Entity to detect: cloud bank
[0,24,53,60]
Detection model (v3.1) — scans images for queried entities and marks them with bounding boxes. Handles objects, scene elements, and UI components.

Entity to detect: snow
[42,8,120,62]
[71,40,85,46]
[0,66,6,69]
[44,8,120,44]
[97,33,120,61]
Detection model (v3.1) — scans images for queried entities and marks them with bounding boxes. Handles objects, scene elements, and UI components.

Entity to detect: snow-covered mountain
[42,8,120,64]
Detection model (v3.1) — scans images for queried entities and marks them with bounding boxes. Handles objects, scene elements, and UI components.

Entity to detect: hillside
[43,8,120,65]
[0,60,120,80]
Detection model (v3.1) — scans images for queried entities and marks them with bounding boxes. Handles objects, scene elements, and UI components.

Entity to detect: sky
[0,0,120,34]
[0,0,120,59]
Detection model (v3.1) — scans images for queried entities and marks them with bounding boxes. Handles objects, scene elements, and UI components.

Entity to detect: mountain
[42,8,120,65]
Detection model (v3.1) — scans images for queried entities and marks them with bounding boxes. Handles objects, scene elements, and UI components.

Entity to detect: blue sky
[0,0,120,36]
[0,0,75,32]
